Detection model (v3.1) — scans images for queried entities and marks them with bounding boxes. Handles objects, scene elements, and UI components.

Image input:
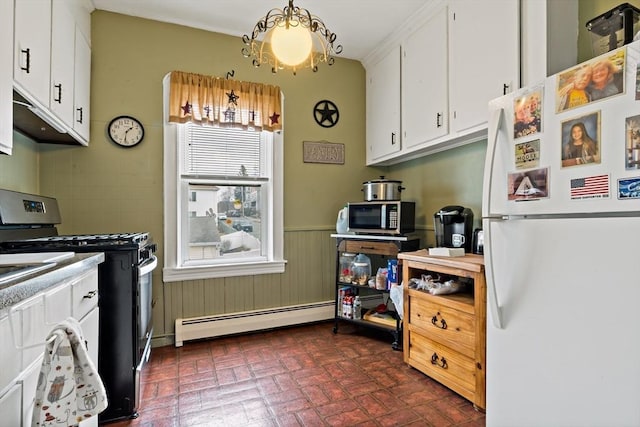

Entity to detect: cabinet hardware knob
[76,107,83,124]
[54,84,62,103]
[431,352,448,369]
[436,112,442,128]
[503,83,510,95]
[391,132,396,145]
[21,48,31,73]
[83,290,97,299]
[431,315,447,329]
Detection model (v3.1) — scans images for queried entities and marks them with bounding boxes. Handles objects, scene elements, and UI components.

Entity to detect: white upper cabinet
[14,0,52,105]
[13,0,92,147]
[366,46,401,163]
[50,0,76,128]
[0,0,13,155]
[402,6,449,150]
[364,0,520,165]
[74,30,91,141]
[449,0,519,134]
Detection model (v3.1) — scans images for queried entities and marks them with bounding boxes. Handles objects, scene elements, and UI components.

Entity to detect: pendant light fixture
[242,0,343,74]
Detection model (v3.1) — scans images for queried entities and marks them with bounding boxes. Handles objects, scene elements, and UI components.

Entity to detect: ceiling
[91,0,429,61]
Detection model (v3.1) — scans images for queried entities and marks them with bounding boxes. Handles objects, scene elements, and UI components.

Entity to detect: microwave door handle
[380,204,387,229]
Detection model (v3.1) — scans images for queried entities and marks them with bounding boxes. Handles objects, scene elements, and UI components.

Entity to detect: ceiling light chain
[241,0,343,74]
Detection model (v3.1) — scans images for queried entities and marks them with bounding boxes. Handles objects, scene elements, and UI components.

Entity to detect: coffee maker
[434,206,474,253]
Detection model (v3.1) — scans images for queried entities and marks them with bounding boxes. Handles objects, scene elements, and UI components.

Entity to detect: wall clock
[108,115,145,147]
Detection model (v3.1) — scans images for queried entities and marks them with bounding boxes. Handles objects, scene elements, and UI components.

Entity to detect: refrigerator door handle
[482,107,504,218]
[483,217,504,329]
[482,108,505,329]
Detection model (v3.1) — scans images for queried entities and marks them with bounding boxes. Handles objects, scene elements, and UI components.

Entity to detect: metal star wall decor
[313,100,339,128]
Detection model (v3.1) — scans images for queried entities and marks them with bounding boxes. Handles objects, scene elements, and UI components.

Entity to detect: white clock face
[108,116,144,147]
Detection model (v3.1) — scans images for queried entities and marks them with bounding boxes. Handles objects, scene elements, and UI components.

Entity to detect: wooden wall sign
[303,140,344,164]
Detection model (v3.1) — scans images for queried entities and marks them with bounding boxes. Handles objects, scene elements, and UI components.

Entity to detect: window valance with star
[168,71,282,132]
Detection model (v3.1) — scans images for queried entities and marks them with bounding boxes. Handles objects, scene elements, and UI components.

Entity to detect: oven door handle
[138,255,158,276]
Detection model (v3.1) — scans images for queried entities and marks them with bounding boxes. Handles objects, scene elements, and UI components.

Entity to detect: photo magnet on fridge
[513,88,543,139]
[560,111,601,168]
[507,167,549,201]
[570,174,609,200]
[618,176,640,199]
[625,115,640,170]
[556,48,625,113]
[515,139,540,169]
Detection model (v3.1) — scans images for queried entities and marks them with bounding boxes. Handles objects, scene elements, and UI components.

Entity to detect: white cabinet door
[73,29,91,142]
[402,6,449,149]
[20,356,43,427]
[366,46,401,163]
[16,283,71,369]
[0,315,21,394]
[78,307,99,427]
[0,382,21,427]
[0,0,13,155]
[79,307,99,368]
[50,0,76,127]
[449,0,519,133]
[14,0,52,105]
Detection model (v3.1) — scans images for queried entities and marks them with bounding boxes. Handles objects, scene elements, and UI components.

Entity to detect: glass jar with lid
[339,252,356,283]
[351,253,371,286]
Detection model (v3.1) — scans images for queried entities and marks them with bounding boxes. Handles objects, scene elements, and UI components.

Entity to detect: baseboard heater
[174,301,335,347]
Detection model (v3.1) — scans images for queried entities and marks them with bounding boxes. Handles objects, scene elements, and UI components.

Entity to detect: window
[163,76,285,281]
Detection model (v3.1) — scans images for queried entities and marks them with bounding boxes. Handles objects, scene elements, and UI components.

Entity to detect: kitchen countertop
[0,252,105,314]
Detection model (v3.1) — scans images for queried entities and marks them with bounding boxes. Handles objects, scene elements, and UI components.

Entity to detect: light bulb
[270,22,312,67]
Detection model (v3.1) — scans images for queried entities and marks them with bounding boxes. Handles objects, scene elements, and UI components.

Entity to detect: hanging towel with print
[32,317,107,427]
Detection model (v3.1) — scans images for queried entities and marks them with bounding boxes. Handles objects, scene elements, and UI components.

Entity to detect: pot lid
[363,175,402,184]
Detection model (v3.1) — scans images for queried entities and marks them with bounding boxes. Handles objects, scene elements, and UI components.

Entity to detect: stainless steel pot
[362,176,404,201]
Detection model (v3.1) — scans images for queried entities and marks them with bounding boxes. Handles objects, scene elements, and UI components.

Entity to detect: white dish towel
[31,317,107,427]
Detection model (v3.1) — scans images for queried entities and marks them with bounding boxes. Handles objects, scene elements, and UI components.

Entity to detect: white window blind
[182,124,264,178]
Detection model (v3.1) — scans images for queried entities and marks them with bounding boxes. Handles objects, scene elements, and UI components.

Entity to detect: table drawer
[341,240,400,256]
[408,294,475,358]
[407,331,475,401]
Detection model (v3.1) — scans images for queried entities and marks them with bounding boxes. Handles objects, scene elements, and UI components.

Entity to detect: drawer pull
[430,352,448,369]
[431,315,447,329]
[54,83,62,103]
[83,290,98,299]
[20,48,31,73]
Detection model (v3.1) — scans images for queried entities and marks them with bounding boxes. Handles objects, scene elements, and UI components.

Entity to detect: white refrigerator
[483,40,640,426]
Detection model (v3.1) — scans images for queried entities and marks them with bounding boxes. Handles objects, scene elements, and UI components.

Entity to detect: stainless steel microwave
[347,201,415,235]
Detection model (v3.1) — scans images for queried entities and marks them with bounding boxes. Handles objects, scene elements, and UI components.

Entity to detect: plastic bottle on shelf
[343,296,353,319]
[336,206,348,234]
[387,259,398,290]
[353,296,361,319]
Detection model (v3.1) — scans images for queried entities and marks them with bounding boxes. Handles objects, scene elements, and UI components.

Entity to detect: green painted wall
[0,132,40,193]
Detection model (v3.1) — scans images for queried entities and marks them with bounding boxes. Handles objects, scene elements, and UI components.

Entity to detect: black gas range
[0,190,157,423]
